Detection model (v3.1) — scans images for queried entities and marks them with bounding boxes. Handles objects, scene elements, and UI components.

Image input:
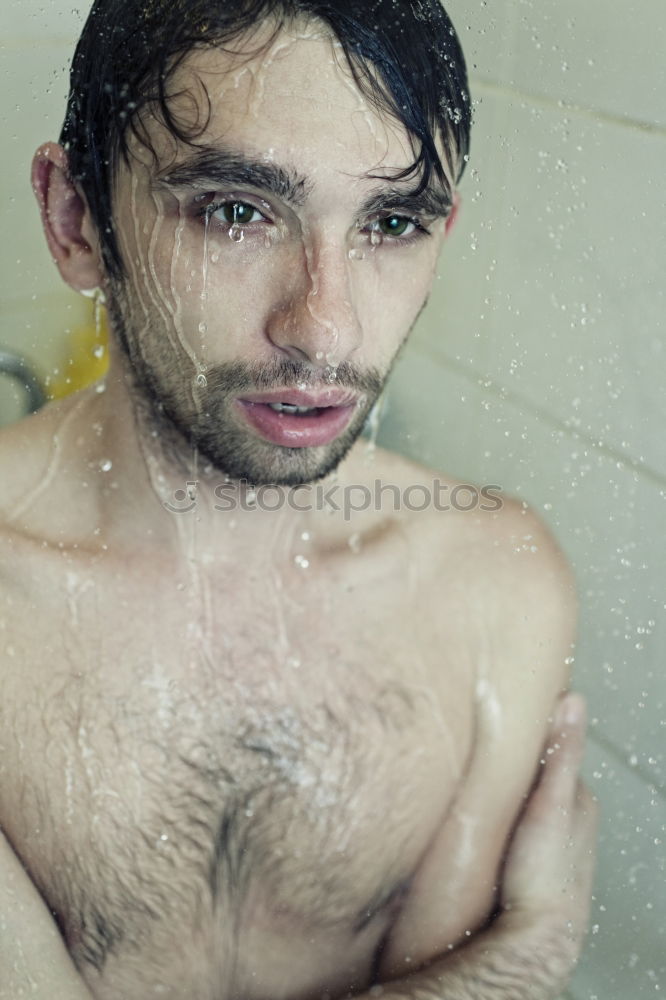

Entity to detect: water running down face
[106,19,456,487]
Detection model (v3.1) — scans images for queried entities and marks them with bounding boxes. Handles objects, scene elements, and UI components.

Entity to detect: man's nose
[265,240,363,367]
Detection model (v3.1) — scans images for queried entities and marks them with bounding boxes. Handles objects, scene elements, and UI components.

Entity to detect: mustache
[199,359,385,397]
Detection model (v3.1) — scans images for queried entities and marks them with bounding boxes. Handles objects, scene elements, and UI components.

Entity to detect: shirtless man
[0,1,598,998]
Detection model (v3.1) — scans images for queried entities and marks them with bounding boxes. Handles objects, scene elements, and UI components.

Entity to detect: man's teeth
[268,402,319,415]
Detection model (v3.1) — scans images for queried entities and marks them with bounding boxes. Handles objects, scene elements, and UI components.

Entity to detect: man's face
[107,19,453,486]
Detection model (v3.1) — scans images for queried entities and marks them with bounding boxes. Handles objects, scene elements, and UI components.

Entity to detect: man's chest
[0,556,476,999]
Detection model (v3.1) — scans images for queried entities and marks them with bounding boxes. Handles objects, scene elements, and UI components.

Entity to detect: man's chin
[191,417,369,489]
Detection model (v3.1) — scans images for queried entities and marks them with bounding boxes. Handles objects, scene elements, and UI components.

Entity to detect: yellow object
[46,302,110,400]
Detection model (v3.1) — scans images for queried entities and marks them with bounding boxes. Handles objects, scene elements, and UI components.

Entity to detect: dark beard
[105,286,391,487]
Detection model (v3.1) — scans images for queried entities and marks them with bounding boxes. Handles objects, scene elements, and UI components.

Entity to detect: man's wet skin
[0,18,578,1000]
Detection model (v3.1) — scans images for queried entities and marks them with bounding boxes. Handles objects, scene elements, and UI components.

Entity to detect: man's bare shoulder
[0,405,61,525]
[353,444,571,573]
[362,443,578,682]
[0,394,92,549]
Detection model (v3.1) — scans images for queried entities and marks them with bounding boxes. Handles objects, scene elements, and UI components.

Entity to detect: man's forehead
[138,27,427,179]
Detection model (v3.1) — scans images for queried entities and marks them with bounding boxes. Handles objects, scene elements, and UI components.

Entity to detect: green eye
[221,202,257,225]
[377,215,413,237]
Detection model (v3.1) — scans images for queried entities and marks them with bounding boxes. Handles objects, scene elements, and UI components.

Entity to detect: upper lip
[239,389,361,409]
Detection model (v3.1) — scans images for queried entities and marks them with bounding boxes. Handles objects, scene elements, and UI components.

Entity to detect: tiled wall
[1,2,664,997]
[379,2,665,997]
[0,2,89,421]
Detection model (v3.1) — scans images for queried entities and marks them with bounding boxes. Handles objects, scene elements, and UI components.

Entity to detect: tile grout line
[407,340,666,491]
[587,729,666,803]
[468,74,666,138]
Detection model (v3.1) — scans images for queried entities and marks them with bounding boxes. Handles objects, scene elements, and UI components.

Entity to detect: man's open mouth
[236,390,362,449]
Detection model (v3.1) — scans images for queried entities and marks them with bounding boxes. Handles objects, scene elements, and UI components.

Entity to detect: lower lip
[236,400,357,448]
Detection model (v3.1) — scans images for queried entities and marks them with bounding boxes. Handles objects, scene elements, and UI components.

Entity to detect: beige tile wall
[1,4,89,389]
[1,1,664,997]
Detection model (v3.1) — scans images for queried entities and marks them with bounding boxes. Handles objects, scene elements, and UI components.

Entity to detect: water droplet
[93,345,105,359]
[294,555,310,570]
[315,351,325,362]
[100,459,113,472]
[229,225,244,243]
[348,533,362,554]
[349,248,366,261]
[369,229,383,248]
[95,381,107,394]
[199,322,208,335]
[211,251,221,264]
[195,373,208,388]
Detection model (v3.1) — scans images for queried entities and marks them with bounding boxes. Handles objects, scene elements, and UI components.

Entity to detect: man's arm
[358,693,599,1000]
[0,826,94,1000]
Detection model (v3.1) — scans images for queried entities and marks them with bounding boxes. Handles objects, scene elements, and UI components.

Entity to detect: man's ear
[444,191,461,238]
[31,142,104,293]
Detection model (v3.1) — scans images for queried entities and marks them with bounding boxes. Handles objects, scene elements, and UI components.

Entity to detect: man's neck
[23,355,380,563]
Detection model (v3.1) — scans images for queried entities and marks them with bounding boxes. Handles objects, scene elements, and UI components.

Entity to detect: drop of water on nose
[301,531,311,542]
[229,225,245,243]
[294,555,310,570]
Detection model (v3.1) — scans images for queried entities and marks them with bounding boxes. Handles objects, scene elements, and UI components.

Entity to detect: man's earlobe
[31,142,104,294]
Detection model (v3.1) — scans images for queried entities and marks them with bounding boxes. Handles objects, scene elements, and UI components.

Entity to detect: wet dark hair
[60,0,472,281]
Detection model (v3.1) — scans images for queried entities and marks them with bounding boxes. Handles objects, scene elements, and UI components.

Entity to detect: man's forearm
[360,917,577,1000]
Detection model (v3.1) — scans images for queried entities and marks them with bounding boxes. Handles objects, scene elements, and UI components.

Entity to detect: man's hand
[499,691,598,954]
[360,692,599,1000]
[0,825,94,999]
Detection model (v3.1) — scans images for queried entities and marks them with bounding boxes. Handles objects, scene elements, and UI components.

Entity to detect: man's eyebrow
[155,146,313,208]
[155,144,453,219]
[359,185,453,220]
